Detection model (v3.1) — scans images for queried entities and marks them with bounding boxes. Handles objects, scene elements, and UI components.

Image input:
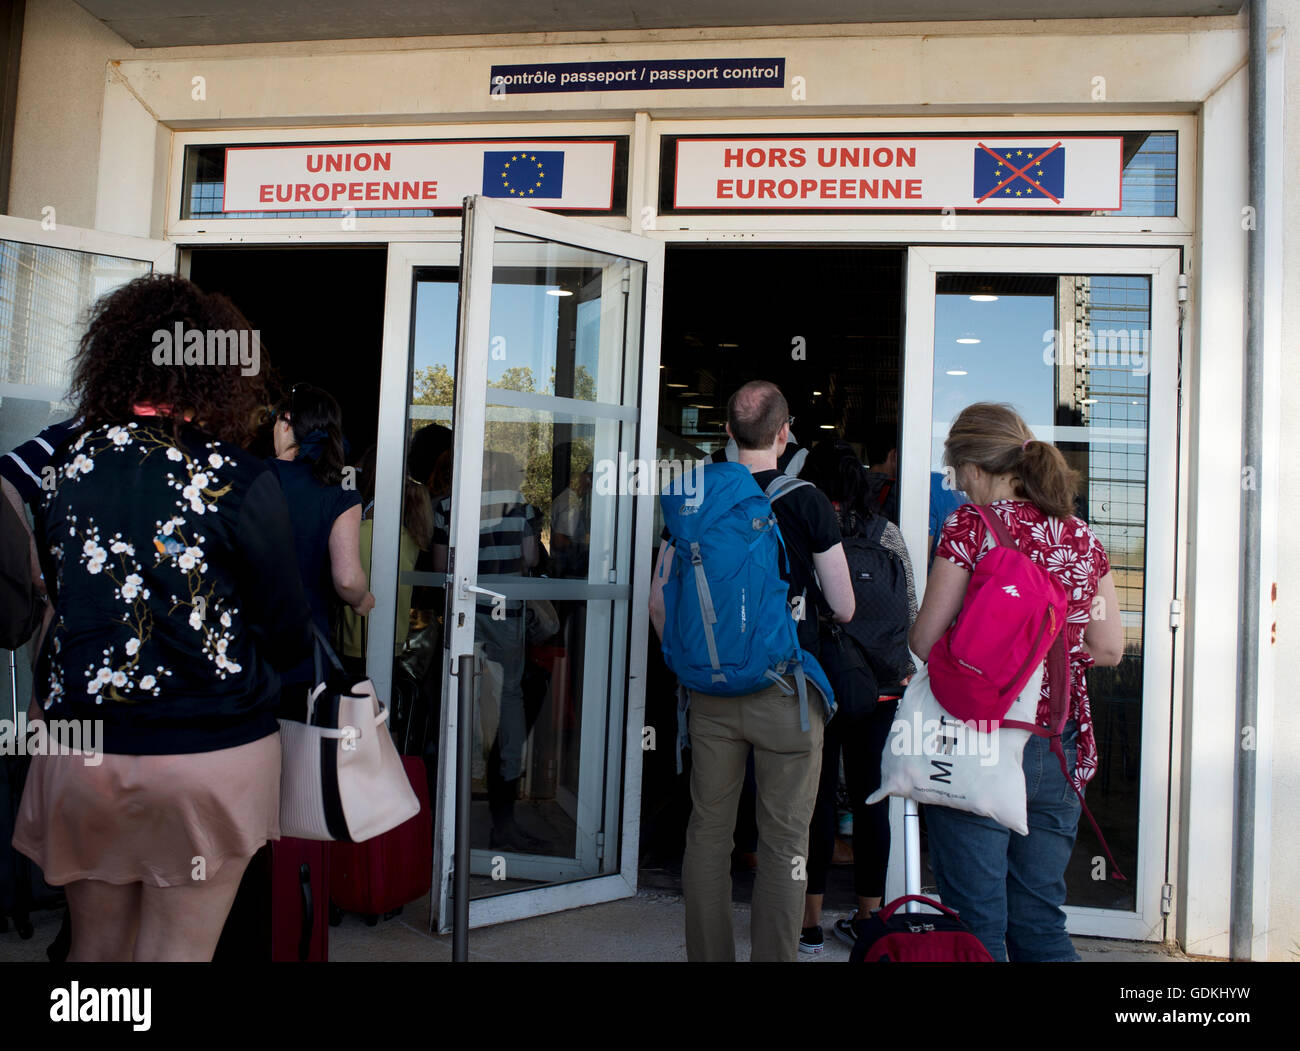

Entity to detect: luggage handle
[878,894,962,922]
[297,862,313,962]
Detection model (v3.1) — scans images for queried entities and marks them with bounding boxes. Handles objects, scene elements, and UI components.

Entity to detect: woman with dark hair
[797,438,918,954]
[11,273,311,961]
[909,402,1123,961]
[267,384,372,709]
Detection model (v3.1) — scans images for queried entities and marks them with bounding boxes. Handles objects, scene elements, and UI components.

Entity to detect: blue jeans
[923,722,1082,962]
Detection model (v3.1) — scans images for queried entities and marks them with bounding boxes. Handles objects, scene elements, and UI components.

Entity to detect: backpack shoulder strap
[764,474,811,504]
[864,512,889,545]
[783,446,808,478]
[974,503,1018,551]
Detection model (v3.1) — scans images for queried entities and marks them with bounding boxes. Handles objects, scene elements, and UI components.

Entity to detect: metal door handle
[460,582,506,601]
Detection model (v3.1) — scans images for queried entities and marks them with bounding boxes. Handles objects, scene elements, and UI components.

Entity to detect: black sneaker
[833,912,864,948]
[799,925,824,955]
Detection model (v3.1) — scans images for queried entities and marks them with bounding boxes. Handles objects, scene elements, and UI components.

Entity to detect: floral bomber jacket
[39,418,311,755]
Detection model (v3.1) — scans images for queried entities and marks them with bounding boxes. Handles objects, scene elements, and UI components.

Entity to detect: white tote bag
[866,662,1043,835]
[278,624,420,842]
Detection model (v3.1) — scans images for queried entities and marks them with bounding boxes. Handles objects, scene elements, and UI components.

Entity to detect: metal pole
[1230,0,1267,963]
[452,652,474,962]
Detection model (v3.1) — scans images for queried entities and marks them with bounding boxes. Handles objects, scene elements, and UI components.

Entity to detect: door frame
[894,244,1181,941]
[374,197,664,932]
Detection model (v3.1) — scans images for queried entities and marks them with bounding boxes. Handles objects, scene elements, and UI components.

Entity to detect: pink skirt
[11,732,281,888]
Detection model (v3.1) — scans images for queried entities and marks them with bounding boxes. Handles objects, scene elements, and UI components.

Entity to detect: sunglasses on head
[272,382,307,422]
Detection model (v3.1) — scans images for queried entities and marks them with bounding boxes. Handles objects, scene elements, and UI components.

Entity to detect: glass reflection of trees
[411,363,597,532]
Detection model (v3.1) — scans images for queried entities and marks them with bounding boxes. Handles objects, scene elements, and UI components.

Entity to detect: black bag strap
[310,620,345,686]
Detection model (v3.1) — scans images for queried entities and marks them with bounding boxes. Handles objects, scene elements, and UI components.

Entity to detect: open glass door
[0,215,175,722]
[894,245,1181,942]
[376,197,663,934]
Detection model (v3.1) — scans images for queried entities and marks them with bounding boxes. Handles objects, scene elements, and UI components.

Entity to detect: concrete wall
[1266,0,1298,966]
[4,0,1295,959]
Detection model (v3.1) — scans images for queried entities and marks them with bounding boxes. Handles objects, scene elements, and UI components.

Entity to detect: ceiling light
[812,390,823,396]
[718,342,739,348]
[681,391,700,397]
[546,288,573,297]
[946,369,968,376]
[819,424,835,430]
[969,294,999,302]
[690,403,711,409]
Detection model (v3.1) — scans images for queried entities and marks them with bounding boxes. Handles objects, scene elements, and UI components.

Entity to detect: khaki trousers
[682,682,824,962]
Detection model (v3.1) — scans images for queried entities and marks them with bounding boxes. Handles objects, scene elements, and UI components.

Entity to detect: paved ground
[0,890,1190,963]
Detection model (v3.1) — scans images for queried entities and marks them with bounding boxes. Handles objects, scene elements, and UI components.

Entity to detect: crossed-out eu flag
[482,151,566,199]
[973,146,1065,202]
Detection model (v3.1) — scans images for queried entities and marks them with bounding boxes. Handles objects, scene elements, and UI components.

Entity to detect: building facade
[0,0,1294,960]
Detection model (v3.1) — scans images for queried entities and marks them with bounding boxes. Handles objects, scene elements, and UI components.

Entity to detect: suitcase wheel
[364,914,379,927]
[383,907,403,921]
[328,902,343,927]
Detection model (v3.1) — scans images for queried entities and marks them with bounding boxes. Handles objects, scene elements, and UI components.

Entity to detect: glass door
[895,245,1181,942]
[0,216,174,723]
[374,198,663,935]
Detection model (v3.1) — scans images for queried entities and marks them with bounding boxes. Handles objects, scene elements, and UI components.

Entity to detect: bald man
[651,380,854,962]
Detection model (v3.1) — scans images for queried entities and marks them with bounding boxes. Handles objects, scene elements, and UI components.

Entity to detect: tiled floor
[1,891,1190,963]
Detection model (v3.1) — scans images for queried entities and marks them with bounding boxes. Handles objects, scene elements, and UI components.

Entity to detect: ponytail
[1015,439,1079,518]
[280,384,347,487]
[943,402,1079,519]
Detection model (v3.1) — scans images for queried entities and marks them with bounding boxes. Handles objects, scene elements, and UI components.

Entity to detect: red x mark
[975,142,1063,204]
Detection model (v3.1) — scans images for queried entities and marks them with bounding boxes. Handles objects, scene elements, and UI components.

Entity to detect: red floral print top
[934,500,1112,791]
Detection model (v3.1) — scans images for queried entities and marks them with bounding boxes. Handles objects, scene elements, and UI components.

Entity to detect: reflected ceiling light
[690,403,711,409]
[969,294,999,303]
[812,390,823,396]
[681,391,700,397]
[718,342,739,348]
[546,288,574,297]
[819,424,836,430]
[1081,397,1099,405]
[955,336,981,345]
[666,382,688,388]
[946,369,968,376]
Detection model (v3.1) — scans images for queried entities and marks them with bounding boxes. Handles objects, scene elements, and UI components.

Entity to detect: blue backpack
[659,461,834,771]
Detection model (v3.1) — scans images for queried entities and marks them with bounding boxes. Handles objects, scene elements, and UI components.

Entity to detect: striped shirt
[433,489,539,615]
[0,418,83,506]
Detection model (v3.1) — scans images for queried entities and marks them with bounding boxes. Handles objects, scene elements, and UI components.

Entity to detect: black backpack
[837,511,912,694]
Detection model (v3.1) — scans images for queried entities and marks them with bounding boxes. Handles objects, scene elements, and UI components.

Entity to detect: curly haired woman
[11,274,312,961]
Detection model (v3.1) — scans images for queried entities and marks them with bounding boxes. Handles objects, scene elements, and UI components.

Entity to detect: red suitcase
[329,755,433,923]
[271,837,330,961]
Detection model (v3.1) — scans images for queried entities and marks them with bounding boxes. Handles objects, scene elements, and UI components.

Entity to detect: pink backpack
[929,505,1067,724]
[931,504,1126,879]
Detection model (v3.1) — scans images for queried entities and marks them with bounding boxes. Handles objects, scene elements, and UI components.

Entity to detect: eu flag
[973,145,1065,203]
[482,150,566,199]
